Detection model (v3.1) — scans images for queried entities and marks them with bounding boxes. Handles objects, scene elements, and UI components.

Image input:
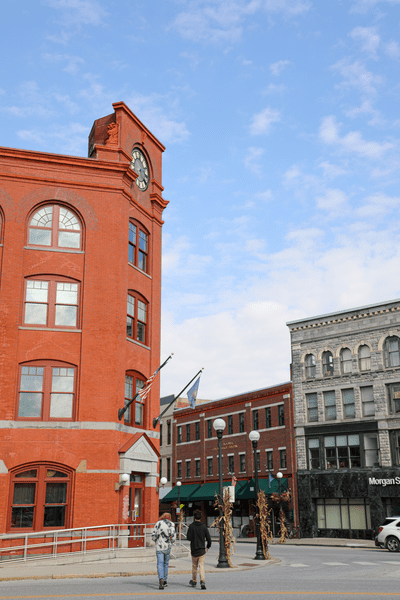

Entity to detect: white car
[376,517,400,552]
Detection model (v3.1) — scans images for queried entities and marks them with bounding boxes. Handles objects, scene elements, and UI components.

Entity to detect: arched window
[9,464,71,532]
[384,336,400,368]
[127,291,148,345]
[17,361,77,421]
[322,351,334,376]
[124,371,146,427]
[28,205,82,250]
[358,345,371,371]
[340,348,352,374]
[128,220,149,272]
[23,276,80,329]
[305,354,316,379]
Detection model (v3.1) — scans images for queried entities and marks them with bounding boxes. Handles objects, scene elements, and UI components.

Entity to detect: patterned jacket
[152,518,176,552]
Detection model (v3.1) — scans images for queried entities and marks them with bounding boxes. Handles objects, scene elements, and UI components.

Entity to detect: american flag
[137,364,163,401]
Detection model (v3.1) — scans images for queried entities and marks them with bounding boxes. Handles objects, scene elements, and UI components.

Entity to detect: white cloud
[17,122,88,155]
[315,188,349,216]
[43,0,108,27]
[172,0,310,44]
[264,0,312,15]
[43,53,85,74]
[254,189,273,202]
[250,107,280,135]
[318,161,349,179]
[350,26,380,56]
[385,41,400,60]
[355,192,400,218]
[319,115,394,159]
[244,146,264,173]
[270,59,291,75]
[344,100,382,126]
[350,0,400,13]
[331,59,383,95]
[125,93,189,144]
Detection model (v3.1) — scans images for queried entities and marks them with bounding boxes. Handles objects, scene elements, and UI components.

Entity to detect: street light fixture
[213,418,229,569]
[249,430,264,560]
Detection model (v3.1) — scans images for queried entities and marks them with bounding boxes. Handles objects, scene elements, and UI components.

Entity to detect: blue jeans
[156,550,170,580]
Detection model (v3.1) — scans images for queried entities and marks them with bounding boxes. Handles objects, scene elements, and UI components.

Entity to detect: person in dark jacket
[186,509,212,590]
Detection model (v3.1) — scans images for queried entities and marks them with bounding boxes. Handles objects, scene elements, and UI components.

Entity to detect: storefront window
[316,498,371,532]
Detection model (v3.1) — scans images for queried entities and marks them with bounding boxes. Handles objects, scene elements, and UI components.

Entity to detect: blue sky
[2,0,400,399]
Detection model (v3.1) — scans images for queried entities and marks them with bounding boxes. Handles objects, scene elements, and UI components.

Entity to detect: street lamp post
[213,418,229,568]
[249,430,265,560]
[176,481,182,540]
[276,471,283,537]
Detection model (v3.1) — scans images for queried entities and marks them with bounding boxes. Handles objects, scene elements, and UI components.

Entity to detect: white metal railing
[0,522,189,565]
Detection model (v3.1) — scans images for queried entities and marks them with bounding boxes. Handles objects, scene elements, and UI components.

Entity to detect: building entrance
[128,474,145,547]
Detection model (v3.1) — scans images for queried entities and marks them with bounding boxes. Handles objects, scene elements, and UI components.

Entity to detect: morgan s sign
[369,477,400,486]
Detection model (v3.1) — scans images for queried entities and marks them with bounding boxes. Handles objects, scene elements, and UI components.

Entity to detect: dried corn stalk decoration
[210,488,235,567]
[178,506,184,540]
[256,490,273,559]
[278,507,288,544]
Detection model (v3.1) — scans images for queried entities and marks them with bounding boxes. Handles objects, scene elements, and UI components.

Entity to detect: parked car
[375,517,400,552]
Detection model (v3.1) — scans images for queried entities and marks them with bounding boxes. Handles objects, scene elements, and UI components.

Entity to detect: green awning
[162,484,201,502]
[190,480,247,501]
[236,477,288,500]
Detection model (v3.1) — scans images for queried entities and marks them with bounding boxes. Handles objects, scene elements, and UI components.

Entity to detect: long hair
[160,512,172,521]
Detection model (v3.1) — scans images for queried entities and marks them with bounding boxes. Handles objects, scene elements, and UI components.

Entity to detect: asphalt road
[0,543,399,599]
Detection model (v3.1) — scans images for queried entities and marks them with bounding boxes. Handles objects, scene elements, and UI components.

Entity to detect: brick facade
[0,102,166,537]
[167,383,298,530]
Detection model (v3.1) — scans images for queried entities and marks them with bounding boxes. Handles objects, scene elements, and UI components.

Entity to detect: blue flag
[268,472,274,489]
[187,376,201,409]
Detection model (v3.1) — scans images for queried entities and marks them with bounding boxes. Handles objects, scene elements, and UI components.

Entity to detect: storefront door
[128,474,145,548]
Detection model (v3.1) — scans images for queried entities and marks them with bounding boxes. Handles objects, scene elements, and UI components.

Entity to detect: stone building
[0,102,167,539]
[287,299,400,539]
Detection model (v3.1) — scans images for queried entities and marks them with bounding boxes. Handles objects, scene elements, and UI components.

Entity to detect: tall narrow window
[17,362,76,421]
[167,457,171,482]
[252,409,259,430]
[195,459,201,477]
[177,462,182,478]
[239,413,245,433]
[195,422,200,440]
[340,348,352,374]
[126,292,148,345]
[359,345,371,371]
[306,393,318,422]
[305,354,316,379]
[177,426,182,444]
[265,407,271,428]
[10,465,71,532]
[384,336,400,368]
[228,415,233,434]
[128,220,149,273]
[266,451,273,471]
[124,372,145,426]
[28,205,81,249]
[322,351,334,376]
[240,454,246,472]
[361,386,375,417]
[207,420,212,438]
[324,391,336,421]
[207,458,213,475]
[228,455,234,473]
[24,278,79,329]
[342,389,355,419]
[167,420,171,444]
[280,449,287,469]
[278,405,285,426]
[308,439,320,469]
[186,423,191,442]
[186,461,191,478]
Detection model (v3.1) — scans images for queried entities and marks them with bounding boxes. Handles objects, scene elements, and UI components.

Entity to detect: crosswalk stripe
[353,562,378,566]
[323,562,348,566]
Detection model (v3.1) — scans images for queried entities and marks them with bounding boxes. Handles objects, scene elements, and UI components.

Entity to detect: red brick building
[0,102,167,537]
[164,382,298,535]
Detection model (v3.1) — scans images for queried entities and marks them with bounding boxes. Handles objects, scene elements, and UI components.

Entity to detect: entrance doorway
[128,474,145,548]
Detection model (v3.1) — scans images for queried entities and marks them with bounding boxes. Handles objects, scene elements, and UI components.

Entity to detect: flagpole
[118,354,173,421]
[152,367,204,429]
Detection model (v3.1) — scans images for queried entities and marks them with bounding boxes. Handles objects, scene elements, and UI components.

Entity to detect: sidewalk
[0,537,376,582]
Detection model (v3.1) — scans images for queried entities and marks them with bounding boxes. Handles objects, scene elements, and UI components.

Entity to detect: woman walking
[151,512,176,589]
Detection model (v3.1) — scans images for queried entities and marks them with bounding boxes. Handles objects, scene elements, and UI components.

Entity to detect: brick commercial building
[287,299,400,539]
[0,102,167,538]
[162,383,297,537]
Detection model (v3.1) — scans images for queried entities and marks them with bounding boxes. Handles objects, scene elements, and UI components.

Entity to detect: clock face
[131,148,149,191]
